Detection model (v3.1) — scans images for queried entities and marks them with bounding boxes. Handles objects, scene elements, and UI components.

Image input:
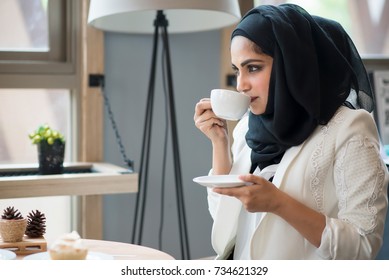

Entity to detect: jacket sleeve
[317,110,389,259]
[207,114,250,220]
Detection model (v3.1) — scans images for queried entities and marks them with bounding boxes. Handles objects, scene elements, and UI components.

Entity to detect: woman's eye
[248,65,262,72]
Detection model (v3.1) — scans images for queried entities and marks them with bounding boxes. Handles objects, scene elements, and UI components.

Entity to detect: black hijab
[231,4,374,173]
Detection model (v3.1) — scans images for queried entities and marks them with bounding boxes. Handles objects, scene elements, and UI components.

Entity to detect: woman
[194,4,388,260]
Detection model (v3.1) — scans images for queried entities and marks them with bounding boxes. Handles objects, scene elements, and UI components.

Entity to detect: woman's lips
[250,97,259,103]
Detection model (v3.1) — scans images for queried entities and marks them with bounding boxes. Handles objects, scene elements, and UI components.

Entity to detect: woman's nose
[236,74,250,93]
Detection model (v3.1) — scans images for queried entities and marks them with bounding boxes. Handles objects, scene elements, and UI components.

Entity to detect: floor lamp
[88,0,241,260]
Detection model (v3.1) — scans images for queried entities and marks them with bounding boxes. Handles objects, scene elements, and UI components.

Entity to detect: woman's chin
[249,106,265,115]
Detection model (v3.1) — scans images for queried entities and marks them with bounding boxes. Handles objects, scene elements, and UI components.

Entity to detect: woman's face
[231,36,273,115]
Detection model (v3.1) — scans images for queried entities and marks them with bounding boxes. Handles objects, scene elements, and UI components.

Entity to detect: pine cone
[1,206,23,220]
[25,210,46,238]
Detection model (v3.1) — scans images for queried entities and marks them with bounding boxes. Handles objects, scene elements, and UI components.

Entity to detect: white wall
[102,30,222,259]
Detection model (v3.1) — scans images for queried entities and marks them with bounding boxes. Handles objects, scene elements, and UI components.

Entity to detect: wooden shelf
[0,236,47,255]
[0,162,138,199]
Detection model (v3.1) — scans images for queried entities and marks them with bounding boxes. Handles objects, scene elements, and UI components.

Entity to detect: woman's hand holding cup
[194,89,250,143]
[194,98,228,143]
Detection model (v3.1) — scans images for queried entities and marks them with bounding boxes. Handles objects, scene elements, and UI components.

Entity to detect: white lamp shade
[88,0,241,34]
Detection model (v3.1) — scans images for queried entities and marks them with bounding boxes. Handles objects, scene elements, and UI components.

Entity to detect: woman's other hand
[212,174,283,213]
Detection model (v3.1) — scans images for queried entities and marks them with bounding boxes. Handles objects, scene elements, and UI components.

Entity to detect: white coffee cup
[210,89,250,121]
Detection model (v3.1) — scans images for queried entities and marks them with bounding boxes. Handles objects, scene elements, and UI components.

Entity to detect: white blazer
[208,106,389,259]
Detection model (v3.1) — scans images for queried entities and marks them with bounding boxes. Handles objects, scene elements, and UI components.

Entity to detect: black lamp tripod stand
[131,10,190,260]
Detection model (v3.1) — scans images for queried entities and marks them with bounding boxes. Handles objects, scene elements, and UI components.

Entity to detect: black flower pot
[37,139,65,175]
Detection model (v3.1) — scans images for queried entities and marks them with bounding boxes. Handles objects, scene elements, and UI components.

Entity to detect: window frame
[0,0,138,240]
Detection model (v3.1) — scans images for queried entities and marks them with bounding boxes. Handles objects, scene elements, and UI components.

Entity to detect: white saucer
[0,249,16,260]
[23,251,114,260]
[193,175,251,188]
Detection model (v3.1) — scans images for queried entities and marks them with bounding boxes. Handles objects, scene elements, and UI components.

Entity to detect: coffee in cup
[210,89,250,121]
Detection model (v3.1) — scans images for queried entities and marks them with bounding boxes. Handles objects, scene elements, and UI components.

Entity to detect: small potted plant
[0,206,27,242]
[29,124,66,175]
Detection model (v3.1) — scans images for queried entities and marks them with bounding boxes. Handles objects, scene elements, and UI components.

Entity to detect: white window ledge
[0,162,138,199]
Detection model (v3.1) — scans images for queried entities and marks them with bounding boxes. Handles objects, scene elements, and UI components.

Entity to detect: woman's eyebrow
[240,59,264,67]
[232,58,264,69]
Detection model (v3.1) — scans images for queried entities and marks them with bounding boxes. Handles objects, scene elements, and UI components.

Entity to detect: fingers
[212,174,267,198]
[194,99,224,129]
[194,98,211,120]
[238,174,267,185]
[212,185,247,197]
[195,112,225,130]
[212,175,272,213]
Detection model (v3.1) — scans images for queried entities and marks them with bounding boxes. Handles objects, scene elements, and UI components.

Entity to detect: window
[0,0,137,242]
[0,0,50,53]
[0,0,74,75]
[0,0,77,243]
[0,0,49,52]
[0,89,71,164]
